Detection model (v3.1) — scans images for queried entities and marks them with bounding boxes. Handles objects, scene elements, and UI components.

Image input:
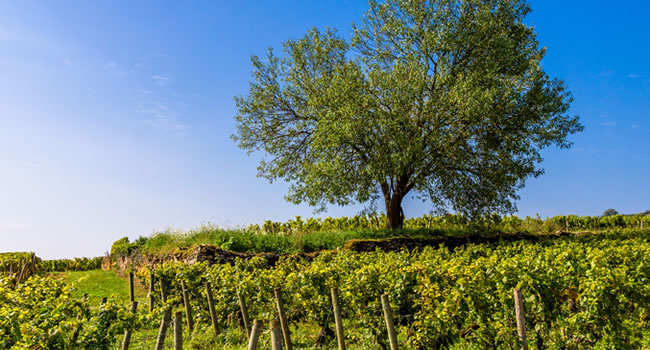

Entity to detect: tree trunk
[385,194,404,230]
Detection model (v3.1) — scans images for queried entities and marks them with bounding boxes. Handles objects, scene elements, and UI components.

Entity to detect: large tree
[233,0,583,229]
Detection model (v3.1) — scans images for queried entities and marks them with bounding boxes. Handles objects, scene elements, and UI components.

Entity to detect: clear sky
[1,1,648,259]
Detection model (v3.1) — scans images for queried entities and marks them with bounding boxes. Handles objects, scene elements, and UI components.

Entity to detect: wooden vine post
[160,277,168,303]
[381,293,399,350]
[154,279,171,350]
[181,280,194,332]
[247,320,263,350]
[70,320,82,345]
[513,288,529,350]
[70,294,88,345]
[149,270,155,312]
[128,271,135,303]
[274,288,293,350]
[270,319,283,350]
[173,311,183,350]
[205,282,219,337]
[331,287,346,350]
[31,252,36,273]
[238,292,251,338]
[121,301,138,350]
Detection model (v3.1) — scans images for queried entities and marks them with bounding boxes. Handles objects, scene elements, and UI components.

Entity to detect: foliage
[0,252,38,285]
[1,253,102,276]
[602,208,618,217]
[0,252,36,271]
[39,257,103,273]
[134,230,650,348]
[233,0,583,228]
[110,236,147,257]
[108,213,650,256]
[4,230,650,348]
[0,275,135,350]
[0,252,40,275]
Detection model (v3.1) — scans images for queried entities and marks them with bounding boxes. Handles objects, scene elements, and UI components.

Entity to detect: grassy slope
[111,212,649,257]
[57,269,148,308]
[136,227,471,256]
[119,215,649,257]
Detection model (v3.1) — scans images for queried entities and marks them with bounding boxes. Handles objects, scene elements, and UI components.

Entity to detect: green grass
[118,227,471,257]
[57,269,147,307]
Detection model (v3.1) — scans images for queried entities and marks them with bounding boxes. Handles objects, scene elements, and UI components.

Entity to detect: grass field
[56,269,147,307]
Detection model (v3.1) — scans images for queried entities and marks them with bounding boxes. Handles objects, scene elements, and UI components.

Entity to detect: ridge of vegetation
[110,213,650,257]
[0,253,103,276]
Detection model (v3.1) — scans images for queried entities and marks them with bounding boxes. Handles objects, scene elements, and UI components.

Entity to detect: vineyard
[2,229,649,349]
[2,0,645,349]
[38,257,104,273]
[0,252,38,286]
[253,213,650,234]
[0,253,103,276]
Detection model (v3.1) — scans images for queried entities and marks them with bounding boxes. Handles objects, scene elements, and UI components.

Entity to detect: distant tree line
[602,209,650,217]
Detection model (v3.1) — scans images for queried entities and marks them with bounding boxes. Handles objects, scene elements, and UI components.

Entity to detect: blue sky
[1,1,648,259]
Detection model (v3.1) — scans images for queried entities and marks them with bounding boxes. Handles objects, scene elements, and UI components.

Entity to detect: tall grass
[110,212,650,257]
[112,225,470,256]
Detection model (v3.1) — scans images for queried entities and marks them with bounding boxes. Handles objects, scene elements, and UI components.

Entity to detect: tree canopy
[233,0,583,229]
[602,208,619,217]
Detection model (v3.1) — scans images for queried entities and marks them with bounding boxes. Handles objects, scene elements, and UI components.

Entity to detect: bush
[603,208,618,217]
[109,236,147,257]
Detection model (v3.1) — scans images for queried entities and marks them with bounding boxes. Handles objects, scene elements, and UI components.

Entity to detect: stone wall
[104,231,579,272]
[103,244,318,272]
